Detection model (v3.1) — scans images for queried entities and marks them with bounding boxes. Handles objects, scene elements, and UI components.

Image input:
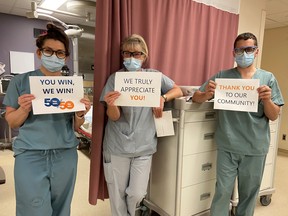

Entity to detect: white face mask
[123,58,142,71]
[41,55,65,72]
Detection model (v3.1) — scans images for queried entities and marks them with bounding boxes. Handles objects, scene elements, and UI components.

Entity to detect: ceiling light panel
[40,0,67,11]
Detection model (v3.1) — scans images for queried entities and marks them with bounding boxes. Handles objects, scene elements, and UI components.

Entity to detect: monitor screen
[0,79,10,94]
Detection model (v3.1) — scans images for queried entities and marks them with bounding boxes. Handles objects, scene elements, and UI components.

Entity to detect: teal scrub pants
[14,147,78,216]
[210,150,266,216]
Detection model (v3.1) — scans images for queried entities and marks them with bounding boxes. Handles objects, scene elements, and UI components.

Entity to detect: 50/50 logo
[44,98,74,110]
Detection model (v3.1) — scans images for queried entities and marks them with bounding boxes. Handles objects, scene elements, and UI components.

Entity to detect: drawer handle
[202,163,212,171]
[204,132,214,140]
[200,192,211,201]
[205,112,216,119]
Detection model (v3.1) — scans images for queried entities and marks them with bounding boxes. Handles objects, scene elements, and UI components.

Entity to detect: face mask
[41,54,65,72]
[235,52,255,68]
[123,58,142,71]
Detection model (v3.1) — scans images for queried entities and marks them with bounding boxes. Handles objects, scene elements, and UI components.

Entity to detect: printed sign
[114,72,162,107]
[29,76,85,115]
[214,78,259,112]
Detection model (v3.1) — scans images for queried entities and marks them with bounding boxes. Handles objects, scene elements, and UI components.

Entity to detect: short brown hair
[36,23,70,56]
[234,32,258,48]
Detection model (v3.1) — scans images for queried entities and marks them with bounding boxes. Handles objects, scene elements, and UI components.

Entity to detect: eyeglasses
[122,51,144,58]
[40,48,67,59]
[234,46,258,55]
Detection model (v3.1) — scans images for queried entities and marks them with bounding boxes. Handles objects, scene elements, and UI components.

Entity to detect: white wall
[261,27,288,151]
[238,0,287,151]
[238,0,266,68]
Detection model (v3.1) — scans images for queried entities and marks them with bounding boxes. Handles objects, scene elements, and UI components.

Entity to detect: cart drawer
[269,131,277,147]
[183,121,216,155]
[184,110,217,123]
[260,163,273,191]
[266,146,274,165]
[180,179,216,216]
[182,151,217,187]
[269,121,277,133]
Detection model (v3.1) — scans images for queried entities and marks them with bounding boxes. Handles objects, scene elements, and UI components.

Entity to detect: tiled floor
[253,151,288,216]
[0,148,111,216]
[1,149,288,216]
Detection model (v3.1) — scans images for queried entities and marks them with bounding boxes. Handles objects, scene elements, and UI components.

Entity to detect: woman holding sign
[100,34,182,216]
[192,32,284,216]
[3,23,91,216]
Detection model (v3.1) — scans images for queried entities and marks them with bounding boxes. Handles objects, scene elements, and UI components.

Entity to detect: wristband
[161,94,168,102]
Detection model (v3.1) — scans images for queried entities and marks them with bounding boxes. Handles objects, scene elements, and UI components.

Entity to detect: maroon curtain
[89,0,239,204]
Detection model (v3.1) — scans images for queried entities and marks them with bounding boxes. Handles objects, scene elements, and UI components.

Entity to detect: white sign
[214,78,259,112]
[154,111,175,137]
[29,76,85,115]
[114,72,162,107]
[10,51,35,74]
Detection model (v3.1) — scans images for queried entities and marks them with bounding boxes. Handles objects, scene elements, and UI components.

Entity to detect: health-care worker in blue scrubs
[100,34,183,216]
[3,23,91,216]
[192,32,284,216]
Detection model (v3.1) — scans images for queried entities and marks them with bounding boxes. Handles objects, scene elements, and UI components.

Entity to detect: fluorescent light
[40,0,67,11]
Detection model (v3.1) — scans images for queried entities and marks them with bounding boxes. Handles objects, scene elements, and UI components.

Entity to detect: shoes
[0,166,6,185]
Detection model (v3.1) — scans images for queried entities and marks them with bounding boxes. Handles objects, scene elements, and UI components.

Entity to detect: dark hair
[233,32,258,48]
[36,23,70,56]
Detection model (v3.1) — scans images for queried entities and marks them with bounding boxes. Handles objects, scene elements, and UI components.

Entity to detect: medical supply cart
[144,97,217,216]
[143,97,281,216]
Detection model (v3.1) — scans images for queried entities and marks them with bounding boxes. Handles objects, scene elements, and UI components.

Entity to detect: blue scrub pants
[103,153,152,216]
[14,147,78,216]
[210,150,266,216]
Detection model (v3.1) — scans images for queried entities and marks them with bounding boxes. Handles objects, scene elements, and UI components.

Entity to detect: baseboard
[278,148,288,156]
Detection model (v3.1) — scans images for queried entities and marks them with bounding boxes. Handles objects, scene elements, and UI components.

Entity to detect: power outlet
[283,134,286,141]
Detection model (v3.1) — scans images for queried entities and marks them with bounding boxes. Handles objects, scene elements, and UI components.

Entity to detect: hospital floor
[1,149,288,216]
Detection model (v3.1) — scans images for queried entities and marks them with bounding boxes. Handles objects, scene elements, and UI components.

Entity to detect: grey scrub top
[100,68,174,157]
[3,69,79,156]
[199,68,284,155]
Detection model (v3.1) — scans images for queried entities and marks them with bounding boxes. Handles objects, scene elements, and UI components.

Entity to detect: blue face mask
[41,54,65,72]
[235,52,255,68]
[123,58,142,71]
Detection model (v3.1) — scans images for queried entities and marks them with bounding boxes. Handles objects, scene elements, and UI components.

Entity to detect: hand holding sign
[258,85,272,101]
[18,94,35,113]
[205,80,217,99]
[104,91,121,106]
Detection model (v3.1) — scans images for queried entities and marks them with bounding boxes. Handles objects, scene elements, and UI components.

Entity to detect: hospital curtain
[89,0,239,204]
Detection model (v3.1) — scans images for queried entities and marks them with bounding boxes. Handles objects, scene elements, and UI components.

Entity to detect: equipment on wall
[0,62,5,76]
[26,1,84,76]
[0,62,13,93]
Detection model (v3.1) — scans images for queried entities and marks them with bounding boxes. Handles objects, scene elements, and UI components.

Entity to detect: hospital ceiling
[0,0,288,29]
[0,0,96,28]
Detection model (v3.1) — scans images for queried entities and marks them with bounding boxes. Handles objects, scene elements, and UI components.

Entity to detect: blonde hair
[121,34,149,58]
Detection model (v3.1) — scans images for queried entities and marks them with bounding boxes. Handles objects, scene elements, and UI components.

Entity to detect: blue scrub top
[100,68,174,157]
[199,68,284,155]
[3,69,79,155]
